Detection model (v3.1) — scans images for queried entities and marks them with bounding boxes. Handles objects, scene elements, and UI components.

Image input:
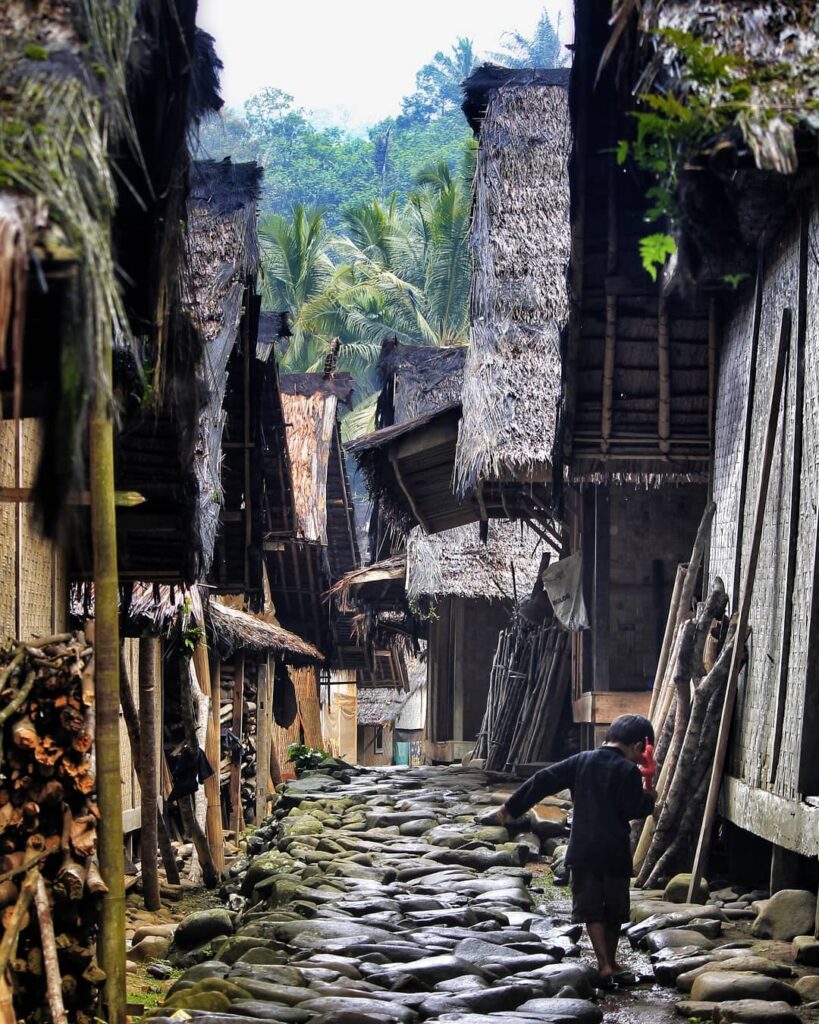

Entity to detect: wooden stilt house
[569,0,819,878]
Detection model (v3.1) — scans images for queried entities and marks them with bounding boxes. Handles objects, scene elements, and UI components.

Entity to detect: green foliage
[287,743,330,775]
[400,38,477,125]
[617,28,790,280]
[23,44,49,61]
[489,11,568,69]
[639,234,677,281]
[179,596,205,658]
[722,273,749,290]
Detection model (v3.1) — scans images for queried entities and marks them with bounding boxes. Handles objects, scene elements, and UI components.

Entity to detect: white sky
[197,0,574,131]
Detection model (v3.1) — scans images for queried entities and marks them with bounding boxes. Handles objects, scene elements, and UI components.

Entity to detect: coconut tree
[490,10,569,69]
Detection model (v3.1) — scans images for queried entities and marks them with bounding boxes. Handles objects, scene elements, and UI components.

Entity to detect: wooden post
[592,486,610,691]
[688,307,791,903]
[138,637,161,911]
[601,294,617,454]
[256,656,273,823]
[209,651,226,867]
[452,602,465,744]
[658,298,671,454]
[230,653,245,837]
[89,340,126,1024]
[770,843,802,895]
[771,209,808,784]
[194,638,224,875]
[649,564,686,723]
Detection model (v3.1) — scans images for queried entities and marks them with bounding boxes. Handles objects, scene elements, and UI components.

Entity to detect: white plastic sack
[542,552,589,631]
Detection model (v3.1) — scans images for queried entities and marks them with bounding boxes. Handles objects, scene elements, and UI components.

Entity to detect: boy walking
[486,714,656,985]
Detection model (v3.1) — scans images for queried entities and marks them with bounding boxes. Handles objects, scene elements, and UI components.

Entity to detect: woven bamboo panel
[293,667,323,749]
[0,422,16,639]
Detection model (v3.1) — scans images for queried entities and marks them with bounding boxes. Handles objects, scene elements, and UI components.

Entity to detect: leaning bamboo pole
[193,637,224,876]
[89,344,126,1024]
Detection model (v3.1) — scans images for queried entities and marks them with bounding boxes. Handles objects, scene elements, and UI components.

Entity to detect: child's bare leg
[586,921,614,977]
[605,921,622,969]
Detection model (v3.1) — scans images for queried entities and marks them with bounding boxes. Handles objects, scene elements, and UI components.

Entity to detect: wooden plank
[658,299,671,453]
[732,256,765,609]
[688,306,791,903]
[592,486,610,691]
[230,653,245,838]
[390,452,431,533]
[255,656,273,823]
[723,775,819,858]
[452,602,464,744]
[600,294,617,453]
[572,691,651,724]
[771,208,808,784]
[122,808,142,833]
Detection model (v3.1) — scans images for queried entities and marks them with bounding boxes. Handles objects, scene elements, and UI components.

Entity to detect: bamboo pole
[194,638,224,876]
[230,653,245,838]
[34,876,68,1024]
[688,306,791,903]
[138,638,161,911]
[90,345,126,1024]
[256,656,273,823]
[649,565,686,723]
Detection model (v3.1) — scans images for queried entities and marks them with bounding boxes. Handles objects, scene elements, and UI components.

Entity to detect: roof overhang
[347,403,554,538]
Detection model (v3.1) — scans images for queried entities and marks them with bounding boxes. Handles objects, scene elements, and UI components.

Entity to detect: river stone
[690,971,800,1004]
[674,1001,719,1020]
[128,935,171,962]
[456,938,528,965]
[513,964,593,999]
[714,1000,801,1023]
[164,990,232,1012]
[426,849,517,871]
[174,909,235,949]
[664,874,709,905]
[369,954,484,985]
[215,936,284,965]
[515,997,603,1023]
[400,819,437,837]
[751,890,817,941]
[676,957,795,991]
[795,975,819,1001]
[230,1003,313,1022]
[230,964,305,987]
[436,977,491,993]
[793,935,819,966]
[131,922,178,944]
[645,929,716,952]
[297,997,416,1023]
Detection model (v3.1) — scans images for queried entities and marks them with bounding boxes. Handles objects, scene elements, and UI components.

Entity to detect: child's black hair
[605,714,654,748]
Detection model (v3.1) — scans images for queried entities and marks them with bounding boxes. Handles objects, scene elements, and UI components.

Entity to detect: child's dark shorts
[570,870,630,924]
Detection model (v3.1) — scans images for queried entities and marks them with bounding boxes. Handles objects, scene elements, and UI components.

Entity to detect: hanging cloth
[273,661,298,728]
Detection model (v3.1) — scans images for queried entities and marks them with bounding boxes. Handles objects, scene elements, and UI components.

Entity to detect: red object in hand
[638,741,656,790]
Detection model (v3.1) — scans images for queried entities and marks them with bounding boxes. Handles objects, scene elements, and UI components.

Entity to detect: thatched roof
[377,340,467,426]
[454,69,572,497]
[357,687,402,725]
[407,519,547,601]
[188,159,263,574]
[207,599,323,664]
[70,582,204,637]
[280,373,355,546]
[328,555,407,613]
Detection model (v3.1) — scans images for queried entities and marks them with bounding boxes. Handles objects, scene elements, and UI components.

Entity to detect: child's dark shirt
[504,747,653,877]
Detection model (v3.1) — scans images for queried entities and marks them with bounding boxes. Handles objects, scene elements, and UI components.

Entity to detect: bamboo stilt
[90,350,126,1024]
[34,876,68,1024]
[138,638,161,911]
[194,639,224,876]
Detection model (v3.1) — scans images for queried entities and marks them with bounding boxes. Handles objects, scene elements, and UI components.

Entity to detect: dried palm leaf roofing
[455,67,571,497]
[208,599,323,664]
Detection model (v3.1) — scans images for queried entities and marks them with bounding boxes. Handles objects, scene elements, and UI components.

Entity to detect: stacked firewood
[634,508,747,888]
[0,632,105,1024]
[475,617,570,773]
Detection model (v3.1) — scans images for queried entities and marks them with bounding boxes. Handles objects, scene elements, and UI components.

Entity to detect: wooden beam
[389,451,430,532]
[194,638,224,876]
[771,209,807,785]
[657,298,671,454]
[733,255,764,609]
[0,488,146,505]
[688,306,791,903]
[230,653,245,838]
[243,301,252,592]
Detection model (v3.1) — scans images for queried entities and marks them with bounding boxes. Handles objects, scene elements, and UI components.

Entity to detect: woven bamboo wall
[268,666,324,781]
[710,195,819,819]
[0,420,68,641]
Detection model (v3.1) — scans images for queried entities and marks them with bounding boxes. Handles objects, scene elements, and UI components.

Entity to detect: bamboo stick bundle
[505,625,557,769]
[0,633,106,1024]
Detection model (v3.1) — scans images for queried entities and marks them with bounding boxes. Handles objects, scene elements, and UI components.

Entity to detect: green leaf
[615,140,629,165]
[639,233,677,281]
[722,273,749,290]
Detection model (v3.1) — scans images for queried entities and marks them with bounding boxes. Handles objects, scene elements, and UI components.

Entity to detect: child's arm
[498,756,579,822]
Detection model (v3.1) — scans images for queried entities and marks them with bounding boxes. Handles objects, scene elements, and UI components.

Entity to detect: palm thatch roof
[280,374,355,546]
[70,581,204,637]
[377,340,467,425]
[357,687,402,725]
[328,555,407,613]
[207,599,323,664]
[454,68,572,497]
[188,159,263,574]
[407,519,547,601]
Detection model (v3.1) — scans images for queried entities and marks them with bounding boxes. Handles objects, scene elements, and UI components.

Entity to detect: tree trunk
[138,638,161,911]
[89,357,126,1024]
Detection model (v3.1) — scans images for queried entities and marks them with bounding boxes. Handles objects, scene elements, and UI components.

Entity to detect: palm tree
[490,10,569,69]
